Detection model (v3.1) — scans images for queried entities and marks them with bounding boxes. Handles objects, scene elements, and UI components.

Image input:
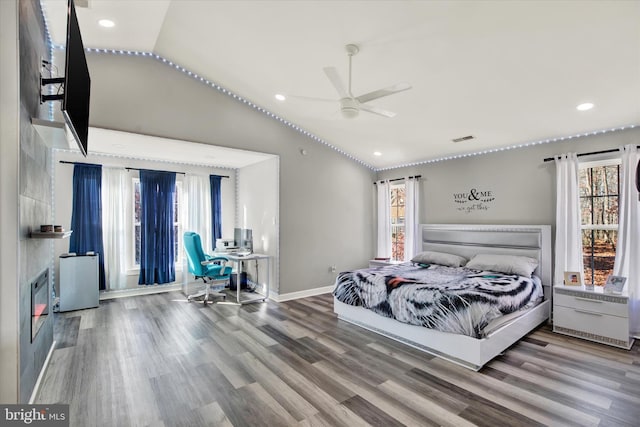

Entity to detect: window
[390,183,405,261]
[134,179,141,265]
[132,179,182,267]
[579,160,620,285]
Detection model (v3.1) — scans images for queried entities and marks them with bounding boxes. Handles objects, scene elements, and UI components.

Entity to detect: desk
[224,253,270,304]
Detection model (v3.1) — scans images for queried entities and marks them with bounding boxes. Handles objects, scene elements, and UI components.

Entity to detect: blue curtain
[69,163,106,290]
[138,170,176,285]
[210,175,222,250]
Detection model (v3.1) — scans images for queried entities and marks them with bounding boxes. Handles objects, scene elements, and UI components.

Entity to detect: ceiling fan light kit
[340,97,360,118]
[321,43,411,119]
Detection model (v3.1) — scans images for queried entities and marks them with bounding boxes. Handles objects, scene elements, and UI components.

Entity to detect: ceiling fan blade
[323,67,349,98]
[287,94,336,103]
[359,103,396,118]
[356,82,411,104]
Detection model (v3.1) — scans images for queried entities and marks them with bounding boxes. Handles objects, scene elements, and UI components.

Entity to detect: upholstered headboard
[420,224,552,298]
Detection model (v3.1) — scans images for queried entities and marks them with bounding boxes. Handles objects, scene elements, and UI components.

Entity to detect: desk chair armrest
[201,256,229,267]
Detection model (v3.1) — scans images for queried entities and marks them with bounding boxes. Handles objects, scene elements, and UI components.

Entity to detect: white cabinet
[553,285,634,349]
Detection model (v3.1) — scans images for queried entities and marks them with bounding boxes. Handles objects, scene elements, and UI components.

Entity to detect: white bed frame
[334,224,552,371]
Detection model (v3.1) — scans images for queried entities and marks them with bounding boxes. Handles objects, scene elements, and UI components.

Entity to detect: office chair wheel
[187,296,193,303]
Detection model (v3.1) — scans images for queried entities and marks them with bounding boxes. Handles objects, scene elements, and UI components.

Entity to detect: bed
[333,224,551,371]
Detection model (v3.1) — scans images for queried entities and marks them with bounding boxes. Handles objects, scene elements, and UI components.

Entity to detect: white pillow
[411,251,467,267]
[465,254,539,277]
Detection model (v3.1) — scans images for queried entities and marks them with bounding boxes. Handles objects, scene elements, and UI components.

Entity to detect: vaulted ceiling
[42,0,640,169]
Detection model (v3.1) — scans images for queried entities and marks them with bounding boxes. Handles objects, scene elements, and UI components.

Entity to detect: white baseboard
[100,283,182,300]
[270,285,334,302]
[29,340,56,404]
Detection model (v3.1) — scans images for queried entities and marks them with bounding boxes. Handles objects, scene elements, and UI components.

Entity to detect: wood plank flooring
[36,291,640,427]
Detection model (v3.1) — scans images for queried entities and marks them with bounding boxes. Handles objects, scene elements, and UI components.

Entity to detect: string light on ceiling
[40,0,638,174]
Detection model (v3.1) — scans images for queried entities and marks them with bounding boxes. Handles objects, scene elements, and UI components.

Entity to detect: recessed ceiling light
[576,102,594,111]
[98,19,115,28]
[373,151,382,156]
[275,94,286,101]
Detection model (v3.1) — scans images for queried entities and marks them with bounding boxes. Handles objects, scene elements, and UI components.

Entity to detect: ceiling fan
[322,44,411,119]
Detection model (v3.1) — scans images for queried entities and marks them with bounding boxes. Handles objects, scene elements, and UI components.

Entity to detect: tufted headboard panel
[420,224,552,298]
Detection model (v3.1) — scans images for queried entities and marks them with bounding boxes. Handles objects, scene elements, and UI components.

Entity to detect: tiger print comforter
[333,263,543,338]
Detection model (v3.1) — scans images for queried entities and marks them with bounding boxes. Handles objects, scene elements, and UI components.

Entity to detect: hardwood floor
[36,291,640,426]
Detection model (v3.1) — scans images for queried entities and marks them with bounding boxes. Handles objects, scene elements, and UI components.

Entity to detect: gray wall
[86,53,376,294]
[0,0,57,404]
[18,0,55,403]
[377,127,640,228]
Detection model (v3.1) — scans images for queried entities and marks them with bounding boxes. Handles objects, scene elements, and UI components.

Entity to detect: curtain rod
[543,146,639,162]
[60,161,230,178]
[374,175,421,184]
[59,160,101,167]
[125,167,185,175]
[125,168,229,178]
[125,168,230,178]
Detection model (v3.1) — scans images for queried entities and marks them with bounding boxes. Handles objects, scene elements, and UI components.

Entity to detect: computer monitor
[234,228,253,253]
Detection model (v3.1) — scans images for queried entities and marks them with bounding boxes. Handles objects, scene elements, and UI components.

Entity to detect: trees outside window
[579,161,620,285]
[390,184,405,261]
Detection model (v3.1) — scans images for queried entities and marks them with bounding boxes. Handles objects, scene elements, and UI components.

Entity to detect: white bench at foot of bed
[334,298,550,371]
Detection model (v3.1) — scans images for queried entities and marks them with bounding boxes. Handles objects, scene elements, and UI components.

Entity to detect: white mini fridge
[59,254,99,312]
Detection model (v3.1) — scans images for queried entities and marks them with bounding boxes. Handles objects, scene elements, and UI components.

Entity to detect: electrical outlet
[330,265,337,273]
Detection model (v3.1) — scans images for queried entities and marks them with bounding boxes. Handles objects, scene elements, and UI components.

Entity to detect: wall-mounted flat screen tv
[61,0,90,156]
[636,159,640,201]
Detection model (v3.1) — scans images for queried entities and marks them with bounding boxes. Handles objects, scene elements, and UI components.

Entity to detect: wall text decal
[453,188,495,214]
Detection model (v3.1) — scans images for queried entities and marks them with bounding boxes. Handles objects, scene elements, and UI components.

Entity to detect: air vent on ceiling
[451,135,475,143]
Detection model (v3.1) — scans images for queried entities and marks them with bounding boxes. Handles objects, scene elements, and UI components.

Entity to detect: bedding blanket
[333,263,543,338]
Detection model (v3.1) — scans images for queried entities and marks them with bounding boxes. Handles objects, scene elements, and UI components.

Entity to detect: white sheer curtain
[404,177,420,261]
[102,168,128,290]
[376,180,391,258]
[554,153,584,285]
[182,174,212,252]
[613,144,640,336]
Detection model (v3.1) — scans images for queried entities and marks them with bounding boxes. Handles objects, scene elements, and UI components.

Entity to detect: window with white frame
[390,183,405,261]
[132,179,182,268]
[579,159,620,285]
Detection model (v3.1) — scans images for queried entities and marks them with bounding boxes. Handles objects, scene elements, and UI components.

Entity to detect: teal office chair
[183,231,232,304]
